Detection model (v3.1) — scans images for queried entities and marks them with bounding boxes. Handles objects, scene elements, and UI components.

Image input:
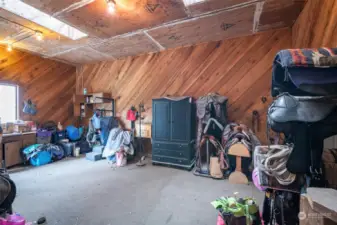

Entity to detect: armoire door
[170,99,191,142]
[153,100,170,141]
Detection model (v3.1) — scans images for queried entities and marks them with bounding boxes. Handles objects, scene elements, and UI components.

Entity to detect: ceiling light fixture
[35,31,44,41]
[7,43,13,52]
[106,0,116,14]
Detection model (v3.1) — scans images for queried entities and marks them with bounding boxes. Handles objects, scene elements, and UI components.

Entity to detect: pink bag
[116,151,127,167]
[0,214,26,225]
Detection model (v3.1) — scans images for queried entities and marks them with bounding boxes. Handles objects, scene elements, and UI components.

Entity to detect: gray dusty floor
[10,158,263,225]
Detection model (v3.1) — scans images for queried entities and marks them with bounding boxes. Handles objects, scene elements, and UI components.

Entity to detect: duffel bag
[30,151,52,166]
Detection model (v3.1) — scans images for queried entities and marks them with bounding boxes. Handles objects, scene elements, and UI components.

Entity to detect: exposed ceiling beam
[88,46,117,60]
[52,0,95,17]
[148,2,256,31]
[253,1,265,33]
[183,0,206,6]
[143,31,165,51]
[46,44,88,57]
[189,0,261,17]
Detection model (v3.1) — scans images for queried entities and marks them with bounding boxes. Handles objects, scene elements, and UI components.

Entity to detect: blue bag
[66,126,83,141]
[30,151,52,166]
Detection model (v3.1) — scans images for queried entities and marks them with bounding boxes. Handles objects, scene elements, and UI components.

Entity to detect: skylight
[0,0,88,40]
[183,0,206,6]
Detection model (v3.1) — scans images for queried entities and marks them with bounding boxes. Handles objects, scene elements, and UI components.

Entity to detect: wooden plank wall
[292,0,337,48]
[77,29,292,142]
[0,46,76,126]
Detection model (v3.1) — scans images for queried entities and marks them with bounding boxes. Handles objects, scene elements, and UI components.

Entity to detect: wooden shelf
[73,92,113,117]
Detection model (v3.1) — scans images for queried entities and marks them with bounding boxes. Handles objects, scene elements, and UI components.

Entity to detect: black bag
[52,131,66,143]
[262,190,300,225]
[0,173,16,215]
[76,139,92,154]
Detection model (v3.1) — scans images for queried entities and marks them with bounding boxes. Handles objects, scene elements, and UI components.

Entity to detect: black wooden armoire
[152,97,196,169]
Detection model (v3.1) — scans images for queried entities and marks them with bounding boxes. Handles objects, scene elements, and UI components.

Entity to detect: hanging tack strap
[252,110,260,133]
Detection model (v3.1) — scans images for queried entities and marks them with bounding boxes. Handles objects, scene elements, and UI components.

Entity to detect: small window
[0,84,18,123]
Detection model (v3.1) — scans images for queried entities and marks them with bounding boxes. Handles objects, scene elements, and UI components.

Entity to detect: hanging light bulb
[7,43,12,52]
[35,31,44,41]
[106,0,116,14]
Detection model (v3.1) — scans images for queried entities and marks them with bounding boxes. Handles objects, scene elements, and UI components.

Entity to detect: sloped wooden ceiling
[0,0,306,64]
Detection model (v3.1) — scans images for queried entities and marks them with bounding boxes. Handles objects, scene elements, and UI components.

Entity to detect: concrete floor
[10,158,263,225]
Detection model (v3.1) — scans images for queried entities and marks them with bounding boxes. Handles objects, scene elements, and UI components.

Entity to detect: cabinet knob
[179,153,182,156]
[179,160,182,163]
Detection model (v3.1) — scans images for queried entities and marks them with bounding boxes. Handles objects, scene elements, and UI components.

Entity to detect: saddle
[268,93,335,123]
[268,93,337,174]
[195,135,228,178]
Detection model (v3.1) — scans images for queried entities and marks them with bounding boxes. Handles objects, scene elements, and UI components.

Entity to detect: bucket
[73,147,80,157]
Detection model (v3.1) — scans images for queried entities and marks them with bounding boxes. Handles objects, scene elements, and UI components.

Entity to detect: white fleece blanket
[102,128,134,157]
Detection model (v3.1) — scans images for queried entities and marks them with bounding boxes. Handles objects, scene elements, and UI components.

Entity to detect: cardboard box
[135,123,152,138]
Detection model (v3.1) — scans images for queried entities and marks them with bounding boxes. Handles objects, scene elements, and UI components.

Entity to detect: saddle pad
[276,48,337,68]
[272,48,337,97]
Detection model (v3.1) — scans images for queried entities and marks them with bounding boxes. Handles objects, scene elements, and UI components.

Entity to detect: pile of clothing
[102,128,134,167]
[23,144,65,166]
[87,111,118,147]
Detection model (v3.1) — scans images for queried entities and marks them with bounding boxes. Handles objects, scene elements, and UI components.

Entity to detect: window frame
[0,82,19,123]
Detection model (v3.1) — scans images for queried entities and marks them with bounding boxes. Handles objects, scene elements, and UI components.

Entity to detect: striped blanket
[276,48,337,68]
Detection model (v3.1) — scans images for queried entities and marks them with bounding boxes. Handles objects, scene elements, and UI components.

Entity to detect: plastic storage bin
[36,130,52,144]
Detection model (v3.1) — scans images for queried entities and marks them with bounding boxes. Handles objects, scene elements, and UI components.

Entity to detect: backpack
[23,99,37,115]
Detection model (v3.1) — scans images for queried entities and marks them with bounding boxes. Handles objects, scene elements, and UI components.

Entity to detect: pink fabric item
[116,151,127,167]
[252,168,266,191]
[0,214,26,225]
[126,109,137,121]
[217,214,226,225]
